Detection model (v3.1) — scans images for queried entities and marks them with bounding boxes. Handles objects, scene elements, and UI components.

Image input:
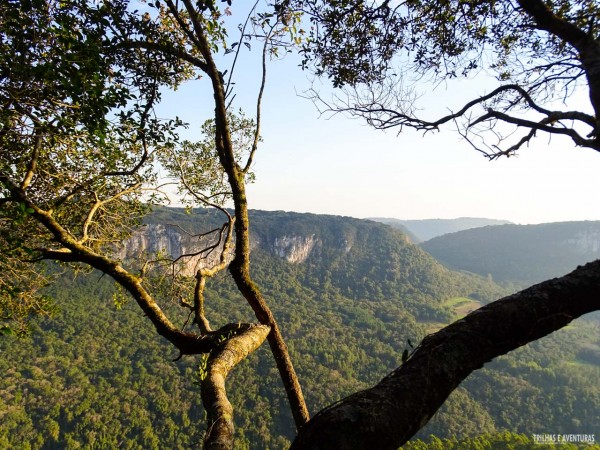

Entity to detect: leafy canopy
[0,0,192,332]
[293,0,600,157]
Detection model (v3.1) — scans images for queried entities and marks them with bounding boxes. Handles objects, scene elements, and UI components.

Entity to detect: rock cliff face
[272,235,319,263]
[118,216,348,274]
[117,208,374,274]
[564,228,600,254]
[118,223,232,275]
[122,224,184,259]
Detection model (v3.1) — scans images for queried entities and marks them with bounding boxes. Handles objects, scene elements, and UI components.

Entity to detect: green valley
[1,209,598,449]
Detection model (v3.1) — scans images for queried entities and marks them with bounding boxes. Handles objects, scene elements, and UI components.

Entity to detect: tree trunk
[201,324,271,450]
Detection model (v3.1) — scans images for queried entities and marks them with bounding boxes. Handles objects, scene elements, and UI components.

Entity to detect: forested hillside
[1,209,598,449]
[421,221,600,287]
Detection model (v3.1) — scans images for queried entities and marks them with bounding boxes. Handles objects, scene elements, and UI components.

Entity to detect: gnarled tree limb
[190,10,310,429]
[291,259,600,450]
[309,82,599,158]
[201,324,271,450]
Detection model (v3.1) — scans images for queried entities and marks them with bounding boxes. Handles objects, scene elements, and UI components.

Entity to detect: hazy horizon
[155,5,600,227]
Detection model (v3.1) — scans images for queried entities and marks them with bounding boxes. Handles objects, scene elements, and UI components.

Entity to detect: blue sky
[155,5,600,225]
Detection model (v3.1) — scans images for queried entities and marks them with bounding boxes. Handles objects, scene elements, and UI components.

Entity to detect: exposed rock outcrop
[117,223,231,276]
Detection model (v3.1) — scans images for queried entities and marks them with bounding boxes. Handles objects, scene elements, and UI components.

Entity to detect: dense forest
[1,209,598,449]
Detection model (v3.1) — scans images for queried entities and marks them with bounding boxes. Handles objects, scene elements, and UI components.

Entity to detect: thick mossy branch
[201,324,270,450]
[291,259,600,450]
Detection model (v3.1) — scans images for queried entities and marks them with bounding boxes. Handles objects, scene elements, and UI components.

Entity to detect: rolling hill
[370,217,512,242]
[421,221,600,286]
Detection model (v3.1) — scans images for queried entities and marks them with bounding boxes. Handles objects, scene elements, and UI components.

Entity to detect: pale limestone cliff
[118,224,230,276]
[118,223,331,275]
[272,235,318,263]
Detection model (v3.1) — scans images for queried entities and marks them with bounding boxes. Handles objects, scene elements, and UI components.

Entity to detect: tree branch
[291,259,600,450]
[516,0,588,51]
[313,82,599,157]
[123,39,209,72]
[79,182,142,245]
[193,273,212,334]
[191,9,311,429]
[225,0,260,99]
[163,0,206,56]
[515,0,600,137]
[192,217,235,335]
[242,16,274,174]
[20,133,41,190]
[201,324,270,450]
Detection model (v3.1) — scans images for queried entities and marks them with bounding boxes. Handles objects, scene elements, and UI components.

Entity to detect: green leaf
[0,326,15,336]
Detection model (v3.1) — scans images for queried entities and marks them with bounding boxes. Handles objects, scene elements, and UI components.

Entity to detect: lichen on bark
[200,324,271,450]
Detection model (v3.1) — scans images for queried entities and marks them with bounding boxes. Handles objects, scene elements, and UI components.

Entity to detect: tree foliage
[294,0,600,158]
[0,0,149,333]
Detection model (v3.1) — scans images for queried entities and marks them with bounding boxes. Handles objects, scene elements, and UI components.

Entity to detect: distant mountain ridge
[421,221,600,286]
[128,207,504,316]
[369,217,513,242]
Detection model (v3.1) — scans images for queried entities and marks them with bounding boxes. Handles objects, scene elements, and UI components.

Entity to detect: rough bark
[201,324,270,450]
[291,259,600,450]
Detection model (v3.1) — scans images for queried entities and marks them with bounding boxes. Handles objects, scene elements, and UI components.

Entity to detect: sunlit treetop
[0,0,200,333]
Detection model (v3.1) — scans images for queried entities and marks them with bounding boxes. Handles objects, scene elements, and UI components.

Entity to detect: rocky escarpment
[272,235,319,263]
[112,206,424,280]
[117,210,362,274]
[117,223,232,276]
